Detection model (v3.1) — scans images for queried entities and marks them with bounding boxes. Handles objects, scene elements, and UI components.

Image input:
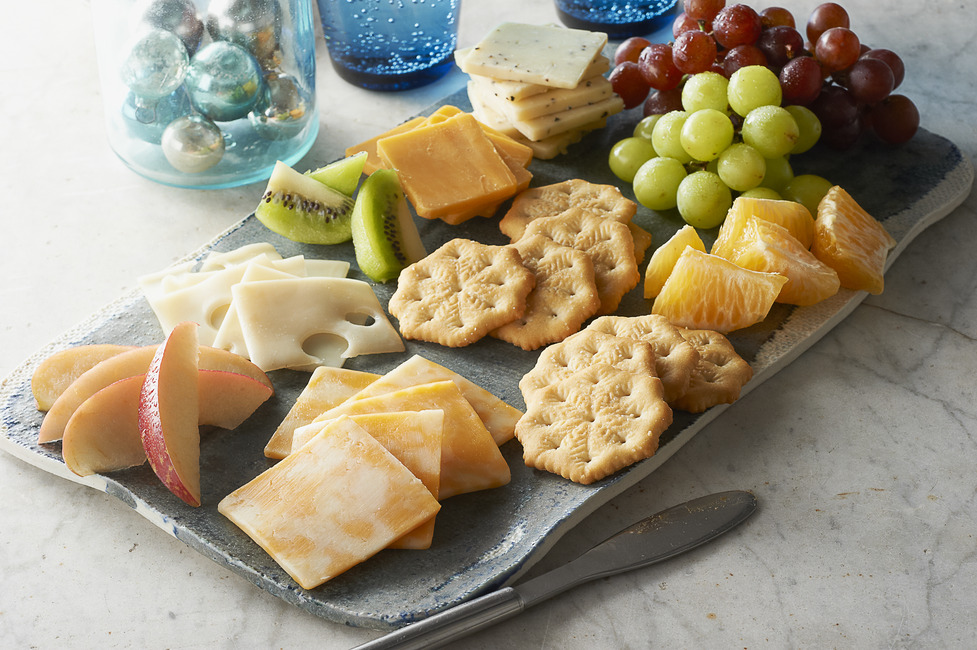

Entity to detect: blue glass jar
[91,0,318,189]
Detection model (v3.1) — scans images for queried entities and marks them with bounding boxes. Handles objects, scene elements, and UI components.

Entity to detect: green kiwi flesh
[351,169,426,283]
[255,161,356,245]
[304,151,367,196]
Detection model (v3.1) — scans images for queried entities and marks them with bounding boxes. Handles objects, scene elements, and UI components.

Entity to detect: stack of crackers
[456,22,625,160]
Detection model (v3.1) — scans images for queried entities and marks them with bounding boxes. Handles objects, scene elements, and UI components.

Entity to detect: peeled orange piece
[718,195,817,251]
[812,186,896,294]
[653,246,787,333]
[644,225,705,299]
[712,212,840,306]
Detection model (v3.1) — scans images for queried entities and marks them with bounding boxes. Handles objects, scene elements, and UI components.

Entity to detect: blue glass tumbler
[318,0,460,91]
[554,0,679,39]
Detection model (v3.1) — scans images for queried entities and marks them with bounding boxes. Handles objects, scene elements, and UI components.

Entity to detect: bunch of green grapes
[609,65,826,228]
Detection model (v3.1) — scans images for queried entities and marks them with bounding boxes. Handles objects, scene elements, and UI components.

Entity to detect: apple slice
[63,370,273,477]
[38,343,273,444]
[31,344,138,411]
[139,321,202,507]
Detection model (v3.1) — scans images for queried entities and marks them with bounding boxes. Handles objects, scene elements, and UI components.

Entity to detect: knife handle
[355,587,524,650]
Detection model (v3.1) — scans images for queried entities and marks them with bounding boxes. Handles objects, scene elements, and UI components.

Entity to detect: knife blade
[355,489,758,650]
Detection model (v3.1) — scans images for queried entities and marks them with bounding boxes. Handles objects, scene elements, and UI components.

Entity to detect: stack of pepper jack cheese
[457,22,625,160]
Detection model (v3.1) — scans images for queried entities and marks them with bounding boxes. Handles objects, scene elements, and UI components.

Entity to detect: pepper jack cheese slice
[336,355,521,446]
[303,410,444,550]
[218,416,441,590]
[470,73,614,122]
[230,277,404,372]
[264,366,380,459]
[299,380,510,499]
[459,23,607,89]
[376,113,519,220]
[456,47,610,101]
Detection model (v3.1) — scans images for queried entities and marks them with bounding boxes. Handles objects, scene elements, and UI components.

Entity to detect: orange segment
[712,212,840,306]
[719,195,816,251]
[812,186,896,294]
[653,246,787,333]
[644,225,705,299]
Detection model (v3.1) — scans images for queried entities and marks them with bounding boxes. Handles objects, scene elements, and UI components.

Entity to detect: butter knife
[356,489,758,650]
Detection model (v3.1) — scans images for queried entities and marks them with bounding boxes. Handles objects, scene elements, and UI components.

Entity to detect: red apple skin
[63,370,273,477]
[139,322,202,507]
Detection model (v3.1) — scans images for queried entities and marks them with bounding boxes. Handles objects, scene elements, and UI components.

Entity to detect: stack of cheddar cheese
[457,22,625,160]
[345,105,534,225]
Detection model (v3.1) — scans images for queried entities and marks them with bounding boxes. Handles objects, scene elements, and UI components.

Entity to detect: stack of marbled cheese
[457,22,625,160]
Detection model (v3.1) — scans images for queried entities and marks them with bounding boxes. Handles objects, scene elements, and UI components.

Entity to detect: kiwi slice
[255,161,356,245]
[351,169,426,283]
[304,151,367,196]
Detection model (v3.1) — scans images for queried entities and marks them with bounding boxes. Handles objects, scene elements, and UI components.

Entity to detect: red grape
[806,2,850,45]
[643,87,685,116]
[713,4,763,49]
[673,29,719,74]
[862,48,905,89]
[673,12,711,37]
[610,61,651,109]
[870,94,919,144]
[723,44,767,77]
[684,0,725,22]
[815,27,860,72]
[614,37,652,66]
[780,55,824,105]
[638,43,683,91]
[821,117,863,150]
[810,84,859,127]
[760,6,795,29]
[845,57,894,104]
[757,25,805,69]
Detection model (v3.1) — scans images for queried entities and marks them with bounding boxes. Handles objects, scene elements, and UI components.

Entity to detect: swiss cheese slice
[264,366,381,459]
[218,416,440,590]
[302,410,444,550]
[458,23,607,89]
[231,277,404,372]
[376,112,519,220]
[199,243,282,271]
[299,380,511,499]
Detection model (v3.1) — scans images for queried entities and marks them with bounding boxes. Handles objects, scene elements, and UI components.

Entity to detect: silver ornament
[185,41,263,122]
[120,29,189,101]
[248,72,312,141]
[161,115,225,173]
[130,0,205,56]
[205,0,282,67]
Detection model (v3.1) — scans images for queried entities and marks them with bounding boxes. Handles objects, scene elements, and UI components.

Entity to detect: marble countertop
[3,0,976,647]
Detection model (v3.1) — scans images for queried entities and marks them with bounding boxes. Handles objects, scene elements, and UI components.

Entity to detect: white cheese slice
[212,261,302,357]
[199,242,282,271]
[231,276,405,372]
[458,22,607,89]
[218,415,440,590]
[461,56,610,103]
[470,72,614,122]
[497,91,624,141]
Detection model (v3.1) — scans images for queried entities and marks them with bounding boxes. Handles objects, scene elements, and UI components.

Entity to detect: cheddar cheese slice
[344,116,428,176]
[300,380,511,499]
[264,366,381,459]
[301,410,444,549]
[218,416,440,590]
[376,113,519,220]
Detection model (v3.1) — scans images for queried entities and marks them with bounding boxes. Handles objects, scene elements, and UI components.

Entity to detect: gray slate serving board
[2,91,973,630]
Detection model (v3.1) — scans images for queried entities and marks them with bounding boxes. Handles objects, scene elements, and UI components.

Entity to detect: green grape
[609,137,658,183]
[680,109,734,162]
[785,105,822,154]
[727,65,783,117]
[633,114,662,140]
[676,170,733,228]
[681,71,729,113]
[717,142,766,191]
[741,105,800,158]
[782,174,834,216]
[759,155,794,192]
[739,187,782,200]
[651,111,692,163]
[633,156,688,211]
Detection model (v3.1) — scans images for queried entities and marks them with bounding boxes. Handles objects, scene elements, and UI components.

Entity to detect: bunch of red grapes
[609,0,919,148]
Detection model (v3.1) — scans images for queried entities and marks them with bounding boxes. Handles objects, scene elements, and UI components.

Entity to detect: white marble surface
[2,0,976,648]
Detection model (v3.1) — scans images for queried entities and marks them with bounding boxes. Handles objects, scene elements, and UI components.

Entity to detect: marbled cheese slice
[298,380,511,499]
[218,416,440,590]
[264,366,381,459]
[458,22,607,89]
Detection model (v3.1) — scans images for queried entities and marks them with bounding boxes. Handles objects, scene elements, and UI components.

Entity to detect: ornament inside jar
[91,0,318,188]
